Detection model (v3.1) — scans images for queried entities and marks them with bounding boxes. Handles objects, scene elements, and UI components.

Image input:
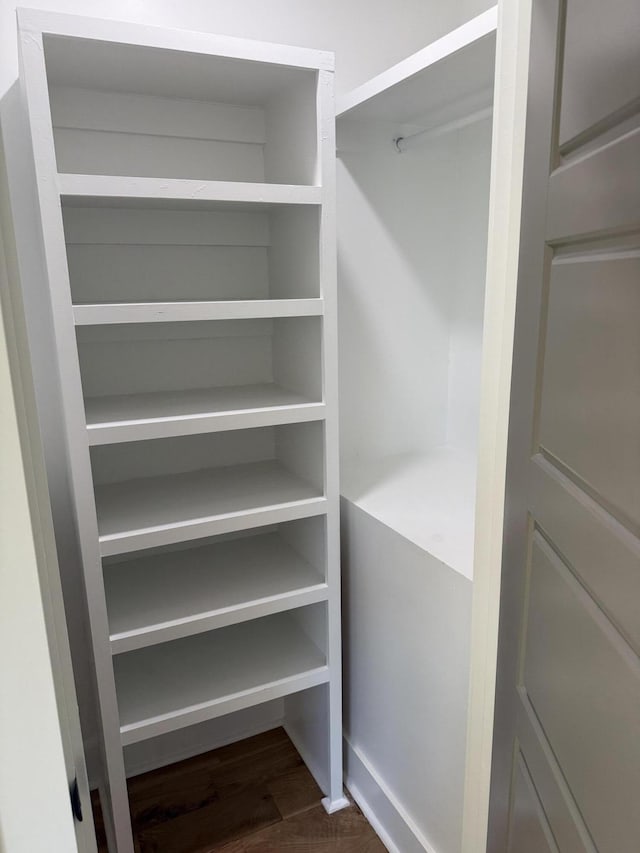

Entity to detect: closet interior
[7,5,509,853]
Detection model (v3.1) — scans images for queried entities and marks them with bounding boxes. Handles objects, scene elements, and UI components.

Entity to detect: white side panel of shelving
[264,72,320,185]
[341,499,473,853]
[301,67,348,812]
[17,21,136,853]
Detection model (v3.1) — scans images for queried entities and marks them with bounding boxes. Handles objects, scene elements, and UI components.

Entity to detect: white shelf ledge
[58,173,322,209]
[85,384,325,445]
[336,6,497,125]
[114,611,329,745]
[106,532,328,654]
[96,459,326,556]
[73,299,324,325]
[341,446,477,580]
[19,8,334,73]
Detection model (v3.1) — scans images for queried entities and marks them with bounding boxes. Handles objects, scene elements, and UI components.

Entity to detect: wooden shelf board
[96,459,326,556]
[106,532,328,654]
[58,173,322,209]
[336,6,497,125]
[86,384,325,445]
[114,612,328,744]
[73,299,324,325]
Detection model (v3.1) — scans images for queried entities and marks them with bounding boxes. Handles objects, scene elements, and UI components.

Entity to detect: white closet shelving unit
[16,9,346,852]
[336,9,499,853]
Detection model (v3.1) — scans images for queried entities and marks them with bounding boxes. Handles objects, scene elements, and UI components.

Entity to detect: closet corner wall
[10,9,345,851]
[336,7,499,853]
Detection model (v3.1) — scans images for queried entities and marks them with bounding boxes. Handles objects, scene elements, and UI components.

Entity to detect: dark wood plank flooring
[92,728,386,852]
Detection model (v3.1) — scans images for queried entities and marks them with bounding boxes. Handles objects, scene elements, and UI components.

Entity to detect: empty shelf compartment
[77,317,323,442]
[105,518,328,653]
[63,203,319,305]
[91,422,326,554]
[114,606,329,744]
[44,34,320,185]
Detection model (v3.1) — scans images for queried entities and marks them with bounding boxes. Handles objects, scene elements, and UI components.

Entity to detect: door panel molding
[530,455,640,652]
[546,127,640,243]
[515,697,595,853]
[507,751,559,853]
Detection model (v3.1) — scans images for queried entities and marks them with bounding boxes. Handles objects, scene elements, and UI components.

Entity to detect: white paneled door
[489,1,640,852]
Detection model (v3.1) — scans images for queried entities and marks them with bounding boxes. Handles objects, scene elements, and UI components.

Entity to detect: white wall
[0,0,495,99]
[0,0,496,795]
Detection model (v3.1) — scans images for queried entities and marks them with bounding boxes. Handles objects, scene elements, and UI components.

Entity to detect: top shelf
[21,7,333,79]
[336,6,497,126]
[58,174,322,210]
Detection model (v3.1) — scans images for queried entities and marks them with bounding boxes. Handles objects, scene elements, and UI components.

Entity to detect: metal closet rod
[394,105,493,152]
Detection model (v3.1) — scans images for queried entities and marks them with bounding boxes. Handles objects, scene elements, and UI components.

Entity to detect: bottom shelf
[114,609,328,745]
[341,445,477,579]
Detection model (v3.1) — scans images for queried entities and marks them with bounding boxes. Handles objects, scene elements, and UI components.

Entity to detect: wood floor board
[213,804,388,853]
[265,762,324,819]
[128,730,300,827]
[129,728,294,793]
[136,786,281,853]
[93,727,385,852]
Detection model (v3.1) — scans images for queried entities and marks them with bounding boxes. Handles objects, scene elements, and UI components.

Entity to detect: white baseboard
[344,736,440,853]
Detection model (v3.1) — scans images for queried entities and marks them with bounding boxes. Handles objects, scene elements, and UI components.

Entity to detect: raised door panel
[538,255,640,528]
[559,0,640,147]
[530,456,640,654]
[523,534,640,853]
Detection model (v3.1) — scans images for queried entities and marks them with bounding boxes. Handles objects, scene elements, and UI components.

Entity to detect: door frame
[461,1,534,851]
